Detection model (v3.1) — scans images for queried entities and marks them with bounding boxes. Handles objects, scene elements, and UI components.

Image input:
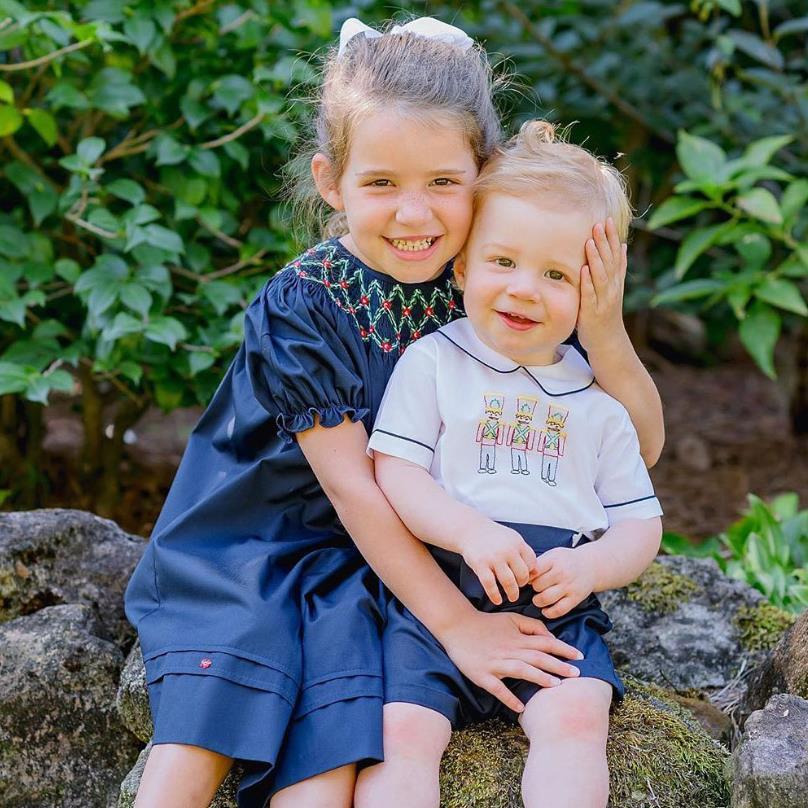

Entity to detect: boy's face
[454,193,592,367]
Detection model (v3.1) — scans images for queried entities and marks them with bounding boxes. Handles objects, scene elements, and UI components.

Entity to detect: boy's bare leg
[134,743,233,808]
[270,764,357,808]
[355,702,452,808]
[519,678,612,808]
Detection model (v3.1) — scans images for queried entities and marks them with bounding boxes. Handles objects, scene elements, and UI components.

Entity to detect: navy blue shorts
[383,523,624,729]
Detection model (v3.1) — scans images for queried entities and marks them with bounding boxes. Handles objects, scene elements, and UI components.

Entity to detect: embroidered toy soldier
[537,403,569,487]
[506,395,539,475]
[476,393,505,474]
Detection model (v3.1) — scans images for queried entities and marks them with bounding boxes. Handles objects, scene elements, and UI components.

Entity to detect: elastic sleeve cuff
[275,405,370,445]
[604,495,663,526]
[366,428,434,470]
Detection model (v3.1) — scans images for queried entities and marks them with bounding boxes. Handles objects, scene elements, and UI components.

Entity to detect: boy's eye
[431,177,455,186]
[545,269,565,281]
[367,179,392,187]
[494,257,515,268]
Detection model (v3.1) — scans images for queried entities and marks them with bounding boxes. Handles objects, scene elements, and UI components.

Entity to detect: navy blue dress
[124,238,463,805]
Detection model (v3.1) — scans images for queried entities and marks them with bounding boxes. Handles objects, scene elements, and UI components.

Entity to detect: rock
[118,667,729,808]
[0,509,146,647]
[731,693,808,808]
[601,556,793,694]
[116,643,152,744]
[674,433,712,472]
[743,609,807,716]
[0,604,142,807]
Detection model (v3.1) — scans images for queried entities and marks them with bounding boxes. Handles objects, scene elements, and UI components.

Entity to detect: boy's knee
[521,679,611,744]
[383,702,452,760]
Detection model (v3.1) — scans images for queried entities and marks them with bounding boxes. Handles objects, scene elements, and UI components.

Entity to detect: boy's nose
[395,193,431,226]
[506,274,541,301]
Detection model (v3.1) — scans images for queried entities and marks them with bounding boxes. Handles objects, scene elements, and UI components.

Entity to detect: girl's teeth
[391,238,435,251]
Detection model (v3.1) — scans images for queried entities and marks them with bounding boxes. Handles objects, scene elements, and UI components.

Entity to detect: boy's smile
[455,193,596,366]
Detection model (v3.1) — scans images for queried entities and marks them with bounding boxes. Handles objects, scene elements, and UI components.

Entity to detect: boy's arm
[576,219,665,467]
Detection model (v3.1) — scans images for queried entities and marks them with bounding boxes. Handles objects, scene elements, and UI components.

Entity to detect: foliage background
[0,0,806,523]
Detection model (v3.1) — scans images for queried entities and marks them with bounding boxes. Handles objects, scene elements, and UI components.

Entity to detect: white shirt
[367,318,662,541]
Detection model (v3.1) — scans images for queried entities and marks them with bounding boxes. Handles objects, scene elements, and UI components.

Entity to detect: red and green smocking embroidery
[288,241,463,354]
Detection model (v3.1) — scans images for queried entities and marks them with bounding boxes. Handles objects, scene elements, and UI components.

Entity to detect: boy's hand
[576,217,628,353]
[531,546,596,619]
[462,523,538,605]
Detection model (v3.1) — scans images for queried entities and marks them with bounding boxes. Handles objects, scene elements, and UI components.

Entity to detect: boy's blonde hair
[474,120,633,240]
[288,23,502,239]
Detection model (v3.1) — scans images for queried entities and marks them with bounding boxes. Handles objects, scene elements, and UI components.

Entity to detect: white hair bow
[337,16,474,57]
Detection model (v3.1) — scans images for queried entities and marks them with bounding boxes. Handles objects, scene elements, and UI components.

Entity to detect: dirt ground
[36,350,808,541]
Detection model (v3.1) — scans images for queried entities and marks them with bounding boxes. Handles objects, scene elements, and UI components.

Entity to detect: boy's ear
[453,252,466,290]
[311,153,344,211]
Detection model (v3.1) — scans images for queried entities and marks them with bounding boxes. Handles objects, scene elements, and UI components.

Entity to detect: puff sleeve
[244,270,370,444]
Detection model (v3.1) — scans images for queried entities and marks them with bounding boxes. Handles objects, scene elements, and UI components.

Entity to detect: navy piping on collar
[372,429,435,454]
[437,331,596,398]
[603,494,658,509]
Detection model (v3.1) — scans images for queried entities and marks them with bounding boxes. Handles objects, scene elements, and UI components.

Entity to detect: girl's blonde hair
[474,120,633,239]
[288,22,502,240]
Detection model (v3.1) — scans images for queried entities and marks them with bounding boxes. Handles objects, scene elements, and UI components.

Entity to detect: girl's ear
[311,153,344,211]
[453,252,467,291]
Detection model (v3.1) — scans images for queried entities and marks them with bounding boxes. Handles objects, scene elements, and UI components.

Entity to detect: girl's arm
[297,417,584,712]
[576,219,665,467]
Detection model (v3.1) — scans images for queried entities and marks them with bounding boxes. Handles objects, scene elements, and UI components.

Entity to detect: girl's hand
[530,547,597,619]
[440,610,582,713]
[576,217,628,354]
[462,523,539,605]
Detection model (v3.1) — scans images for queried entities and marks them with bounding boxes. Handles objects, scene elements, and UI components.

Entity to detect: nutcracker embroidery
[476,393,505,474]
[506,395,539,475]
[537,404,569,487]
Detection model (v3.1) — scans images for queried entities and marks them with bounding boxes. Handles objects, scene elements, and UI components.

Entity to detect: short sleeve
[244,270,369,443]
[366,338,441,470]
[594,403,663,526]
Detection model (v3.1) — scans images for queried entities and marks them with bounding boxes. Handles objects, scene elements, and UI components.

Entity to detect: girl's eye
[545,269,565,281]
[432,177,455,186]
[493,257,515,268]
[368,179,392,187]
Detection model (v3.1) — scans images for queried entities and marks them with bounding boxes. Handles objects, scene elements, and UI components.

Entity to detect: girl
[360,121,663,808]
[125,18,664,808]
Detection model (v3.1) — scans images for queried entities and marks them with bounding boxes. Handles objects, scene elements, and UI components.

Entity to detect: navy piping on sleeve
[371,429,436,454]
[437,332,595,397]
[603,494,658,509]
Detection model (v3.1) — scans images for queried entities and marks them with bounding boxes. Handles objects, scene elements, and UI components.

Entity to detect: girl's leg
[519,678,612,808]
[134,743,233,808]
[270,764,357,808]
[354,702,452,808]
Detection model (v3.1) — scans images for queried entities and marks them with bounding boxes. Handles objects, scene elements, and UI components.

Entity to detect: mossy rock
[733,602,796,654]
[439,678,730,808]
[625,562,699,616]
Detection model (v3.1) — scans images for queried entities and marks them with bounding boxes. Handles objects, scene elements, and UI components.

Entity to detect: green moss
[625,562,699,615]
[438,681,730,808]
[734,602,796,652]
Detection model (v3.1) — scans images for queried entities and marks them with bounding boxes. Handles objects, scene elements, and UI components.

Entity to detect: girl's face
[314,110,478,284]
[454,193,589,367]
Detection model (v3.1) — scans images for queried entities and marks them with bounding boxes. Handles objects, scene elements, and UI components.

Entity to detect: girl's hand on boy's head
[576,217,628,354]
[440,611,583,713]
[530,546,597,620]
[462,523,539,605]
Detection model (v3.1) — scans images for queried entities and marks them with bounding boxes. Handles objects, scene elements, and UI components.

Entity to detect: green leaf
[118,360,143,385]
[55,258,81,283]
[148,38,176,78]
[46,82,90,110]
[674,222,733,279]
[676,131,726,185]
[106,178,146,206]
[155,134,188,166]
[88,207,120,234]
[0,361,29,395]
[739,135,793,169]
[188,350,216,376]
[736,188,782,224]
[143,224,184,255]
[774,17,808,40]
[728,30,785,70]
[124,15,156,54]
[119,282,152,316]
[44,369,74,392]
[0,297,25,327]
[77,136,106,165]
[29,188,58,226]
[754,279,808,316]
[652,279,726,306]
[781,180,808,229]
[26,108,57,146]
[715,0,741,14]
[223,140,249,170]
[647,197,710,229]
[0,80,13,103]
[0,225,27,258]
[0,105,23,136]
[735,234,771,269]
[180,95,211,130]
[211,75,255,116]
[103,311,144,342]
[145,315,187,350]
[739,302,781,378]
[727,286,752,319]
[189,149,220,178]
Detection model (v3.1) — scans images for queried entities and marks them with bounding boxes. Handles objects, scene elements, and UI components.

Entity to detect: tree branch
[0,38,93,72]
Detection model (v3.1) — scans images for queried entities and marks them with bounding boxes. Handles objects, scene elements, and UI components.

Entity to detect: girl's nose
[395,193,431,226]
[506,273,541,301]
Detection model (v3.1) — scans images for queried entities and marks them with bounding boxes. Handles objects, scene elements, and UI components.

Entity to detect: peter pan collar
[437,318,595,397]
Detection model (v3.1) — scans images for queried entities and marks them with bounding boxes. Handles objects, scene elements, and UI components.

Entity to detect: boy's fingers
[620,242,628,280]
[483,676,525,713]
[605,217,621,257]
[511,613,552,637]
[495,563,520,603]
[542,595,578,620]
[586,239,608,290]
[478,568,502,605]
[533,584,564,609]
[510,556,531,588]
[593,222,613,264]
[521,650,581,679]
[526,633,584,661]
[501,660,562,689]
